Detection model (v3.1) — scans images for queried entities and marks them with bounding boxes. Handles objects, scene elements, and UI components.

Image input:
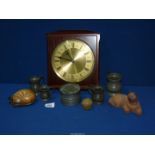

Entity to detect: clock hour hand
[66,49,73,59]
[56,56,71,61]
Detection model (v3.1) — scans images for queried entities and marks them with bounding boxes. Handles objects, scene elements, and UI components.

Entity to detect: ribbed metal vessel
[60,83,80,106]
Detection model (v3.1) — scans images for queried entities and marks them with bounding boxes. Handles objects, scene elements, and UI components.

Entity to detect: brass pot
[107,72,122,96]
[29,76,43,95]
[89,85,104,104]
[39,85,51,101]
[60,83,81,106]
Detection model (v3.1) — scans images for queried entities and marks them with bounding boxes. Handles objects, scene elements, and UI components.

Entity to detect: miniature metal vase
[107,72,122,96]
[29,76,43,95]
[89,85,104,104]
[39,85,51,101]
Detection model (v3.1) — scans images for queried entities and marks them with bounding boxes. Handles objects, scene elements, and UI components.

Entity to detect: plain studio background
[0,19,155,86]
[0,0,155,154]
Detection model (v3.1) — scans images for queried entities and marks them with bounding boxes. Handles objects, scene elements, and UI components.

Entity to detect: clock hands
[56,56,72,61]
[67,49,73,59]
[56,50,75,62]
[64,42,73,59]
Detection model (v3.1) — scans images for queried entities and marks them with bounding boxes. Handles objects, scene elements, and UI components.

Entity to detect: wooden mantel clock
[47,30,100,88]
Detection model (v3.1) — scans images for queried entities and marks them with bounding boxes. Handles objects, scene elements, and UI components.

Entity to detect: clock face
[51,39,95,83]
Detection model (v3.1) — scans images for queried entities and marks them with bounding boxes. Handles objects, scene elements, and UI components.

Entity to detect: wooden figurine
[108,92,142,115]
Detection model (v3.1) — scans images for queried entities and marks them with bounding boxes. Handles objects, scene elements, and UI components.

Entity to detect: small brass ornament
[81,98,93,110]
[9,89,36,106]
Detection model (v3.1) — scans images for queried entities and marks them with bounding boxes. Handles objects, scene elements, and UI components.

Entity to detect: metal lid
[60,83,80,95]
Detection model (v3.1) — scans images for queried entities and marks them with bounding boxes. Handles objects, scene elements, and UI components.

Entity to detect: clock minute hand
[57,56,71,61]
[66,49,73,59]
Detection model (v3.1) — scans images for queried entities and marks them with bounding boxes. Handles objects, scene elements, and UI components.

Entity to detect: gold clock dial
[51,39,95,82]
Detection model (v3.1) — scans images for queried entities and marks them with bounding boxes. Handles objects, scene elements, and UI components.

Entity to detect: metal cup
[39,84,51,101]
[29,76,43,95]
[89,85,104,104]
